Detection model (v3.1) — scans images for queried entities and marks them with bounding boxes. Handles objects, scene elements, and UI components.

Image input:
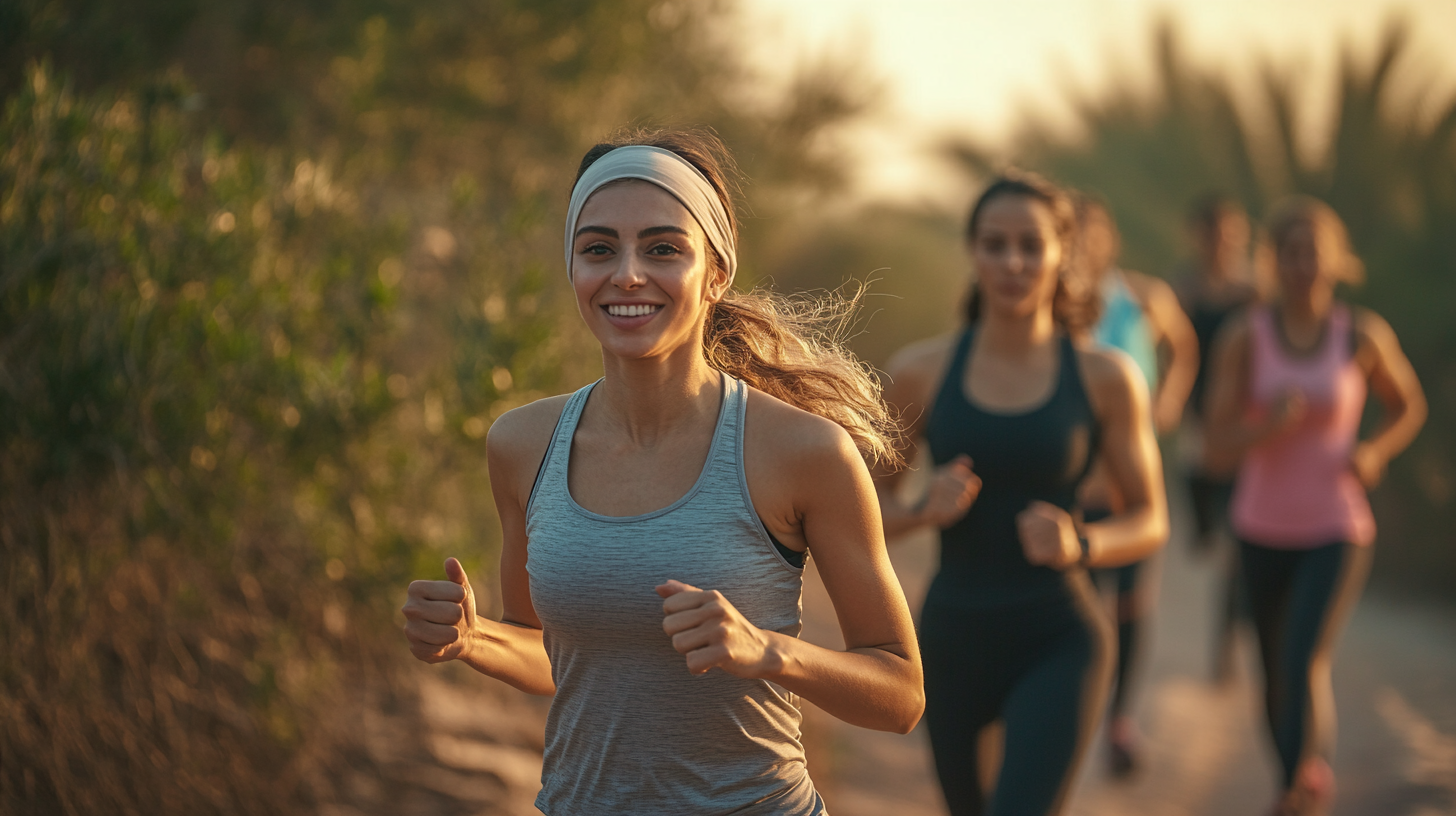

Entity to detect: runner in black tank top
[876,173,1169,816]
[919,327,1113,815]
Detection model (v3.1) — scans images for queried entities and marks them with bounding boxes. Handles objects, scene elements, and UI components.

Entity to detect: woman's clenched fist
[656,580,777,678]
[1016,500,1082,570]
[403,557,478,663]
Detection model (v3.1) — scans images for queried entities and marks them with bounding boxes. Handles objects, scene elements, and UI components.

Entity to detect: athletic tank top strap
[1327,302,1354,364]
[931,327,977,416]
[525,380,597,520]
[1056,332,1088,404]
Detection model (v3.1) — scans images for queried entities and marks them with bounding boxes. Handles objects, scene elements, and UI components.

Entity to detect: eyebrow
[574,225,692,240]
[638,226,690,239]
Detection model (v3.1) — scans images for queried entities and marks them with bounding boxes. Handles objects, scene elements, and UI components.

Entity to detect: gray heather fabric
[525,374,825,816]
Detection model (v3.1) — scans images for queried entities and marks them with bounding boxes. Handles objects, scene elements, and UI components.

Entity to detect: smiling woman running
[876,172,1168,816]
[401,129,923,815]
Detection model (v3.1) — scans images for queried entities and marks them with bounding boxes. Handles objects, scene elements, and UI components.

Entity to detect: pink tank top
[1231,304,1374,547]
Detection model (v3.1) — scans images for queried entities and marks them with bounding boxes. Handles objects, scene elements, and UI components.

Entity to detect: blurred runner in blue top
[1076,195,1198,778]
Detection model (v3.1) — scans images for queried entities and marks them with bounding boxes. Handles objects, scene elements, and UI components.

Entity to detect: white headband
[564,145,736,285]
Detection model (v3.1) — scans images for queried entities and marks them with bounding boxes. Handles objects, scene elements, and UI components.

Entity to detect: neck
[595,340,722,446]
[977,304,1058,356]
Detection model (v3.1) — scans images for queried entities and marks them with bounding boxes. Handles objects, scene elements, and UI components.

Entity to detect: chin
[986,295,1040,319]
[594,332,675,362]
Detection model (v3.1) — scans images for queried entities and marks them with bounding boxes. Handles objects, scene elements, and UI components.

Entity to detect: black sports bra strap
[937,327,976,399]
[1057,333,1079,393]
[950,326,976,377]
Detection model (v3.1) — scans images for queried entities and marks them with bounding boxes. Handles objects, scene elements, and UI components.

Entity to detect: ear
[704,261,733,304]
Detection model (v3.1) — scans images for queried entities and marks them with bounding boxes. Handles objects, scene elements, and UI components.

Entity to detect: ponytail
[704,287,902,470]
[577,127,904,470]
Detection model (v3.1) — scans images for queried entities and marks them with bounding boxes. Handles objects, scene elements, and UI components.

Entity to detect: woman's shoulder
[1347,303,1394,341]
[1075,344,1144,394]
[743,386,861,471]
[486,393,575,471]
[1346,303,1401,365]
[885,331,960,377]
[882,330,961,399]
[1074,343,1154,422]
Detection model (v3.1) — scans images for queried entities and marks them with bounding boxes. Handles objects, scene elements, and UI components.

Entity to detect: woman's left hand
[1016,500,1082,570]
[657,580,778,678]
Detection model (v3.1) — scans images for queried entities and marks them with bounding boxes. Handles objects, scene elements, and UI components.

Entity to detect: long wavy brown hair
[575,128,904,470]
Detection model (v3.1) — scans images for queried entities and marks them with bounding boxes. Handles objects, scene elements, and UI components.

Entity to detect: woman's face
[1194,211,1250,267]
[970,194,1065,320]
[1276,220,1339,300]
[571,180,729,362]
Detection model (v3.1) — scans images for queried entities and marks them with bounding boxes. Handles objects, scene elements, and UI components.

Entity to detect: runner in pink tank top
[1231,303,1374,548]
[1204,197,1425,816]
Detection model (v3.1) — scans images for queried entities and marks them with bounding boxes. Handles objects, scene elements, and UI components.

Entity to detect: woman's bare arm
[401,399,562,696]
[1076,349,1169,567]
[1129,271,1200,434]
[1351,309,1427,487]
[661,408,924,734]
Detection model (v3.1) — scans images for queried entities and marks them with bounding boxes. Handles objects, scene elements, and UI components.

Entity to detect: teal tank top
[1094,271,1158,391]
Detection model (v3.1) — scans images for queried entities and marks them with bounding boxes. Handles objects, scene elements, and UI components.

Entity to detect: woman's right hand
[918,455,982,528]
[402,557,478,664]
[1268,388,1308,434]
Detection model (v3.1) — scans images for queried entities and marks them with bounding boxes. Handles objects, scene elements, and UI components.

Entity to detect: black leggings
[920,583,1113,816]
[1188,472,1234,549]
[1239,540,1372,787]
[1090,560,1145,717]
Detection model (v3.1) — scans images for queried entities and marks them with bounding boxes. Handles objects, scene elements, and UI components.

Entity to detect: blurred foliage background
[1,1,1451,813]
[1,0,873,812]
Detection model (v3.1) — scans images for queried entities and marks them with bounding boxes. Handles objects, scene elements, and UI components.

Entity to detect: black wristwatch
[1077,534,1092,568]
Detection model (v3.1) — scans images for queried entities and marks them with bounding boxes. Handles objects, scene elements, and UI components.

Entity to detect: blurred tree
[0,1,878,813]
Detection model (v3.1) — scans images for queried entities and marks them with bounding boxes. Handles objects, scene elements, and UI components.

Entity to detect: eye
[579,241,612,256]
[646,241,682,256]
[983,235,1006,253]
[1021,237,1043,255]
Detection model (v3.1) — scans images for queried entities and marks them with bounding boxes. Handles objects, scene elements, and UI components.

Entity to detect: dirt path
[799,491,1456,816]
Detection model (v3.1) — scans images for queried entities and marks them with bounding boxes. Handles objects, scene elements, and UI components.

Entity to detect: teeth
[606,304,660,317]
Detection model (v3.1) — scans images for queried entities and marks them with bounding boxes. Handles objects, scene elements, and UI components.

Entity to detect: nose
[1003,246,1027,276]
[610,249,648,289]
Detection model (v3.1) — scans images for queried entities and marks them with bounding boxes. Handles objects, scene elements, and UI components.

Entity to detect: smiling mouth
[604,304,663,318]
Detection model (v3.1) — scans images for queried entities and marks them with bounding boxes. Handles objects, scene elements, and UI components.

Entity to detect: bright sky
[737,0,1456,205]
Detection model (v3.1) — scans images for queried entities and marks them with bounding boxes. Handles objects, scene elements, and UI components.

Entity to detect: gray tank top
[525,374,825,816]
